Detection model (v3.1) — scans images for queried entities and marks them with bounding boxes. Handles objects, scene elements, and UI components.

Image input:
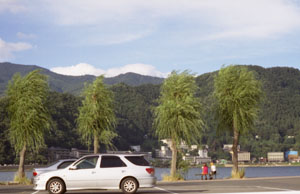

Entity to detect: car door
[63,156,99,189]
[97,155,128,188]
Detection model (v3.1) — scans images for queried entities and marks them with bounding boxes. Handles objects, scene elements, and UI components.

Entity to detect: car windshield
[76,156,98,169]
[57,161,74,169]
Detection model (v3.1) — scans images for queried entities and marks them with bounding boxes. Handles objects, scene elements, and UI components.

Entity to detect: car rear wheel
[121,177,138,194]
[47,178,66,194]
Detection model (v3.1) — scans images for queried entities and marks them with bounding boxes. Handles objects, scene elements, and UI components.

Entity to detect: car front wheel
[47,178,66,194]
[121,177,138,194]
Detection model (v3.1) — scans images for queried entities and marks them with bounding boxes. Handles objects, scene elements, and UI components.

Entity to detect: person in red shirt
[201,163,208,180]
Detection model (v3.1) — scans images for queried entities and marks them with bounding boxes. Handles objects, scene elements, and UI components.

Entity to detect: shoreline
[224,163,300,167]
[1,163,300,172]
[2,175,300,186]
[0,165,44,172]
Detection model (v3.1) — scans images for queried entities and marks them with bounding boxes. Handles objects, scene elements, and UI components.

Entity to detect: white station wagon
[33,154,156,194]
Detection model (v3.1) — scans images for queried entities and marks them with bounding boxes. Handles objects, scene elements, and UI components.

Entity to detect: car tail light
[146,168,155,175]
[33,171,37,176]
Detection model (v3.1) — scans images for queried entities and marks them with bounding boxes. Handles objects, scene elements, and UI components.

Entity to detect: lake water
[155,166,300,181]
[0,171,32,182]
[1,166,300,181]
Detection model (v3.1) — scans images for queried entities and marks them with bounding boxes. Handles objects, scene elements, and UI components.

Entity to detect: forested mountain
[0,62,163,95]
[197,65,300,160]
[0,63,300,164]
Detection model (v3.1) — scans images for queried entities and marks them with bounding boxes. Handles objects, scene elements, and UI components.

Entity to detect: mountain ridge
[0,62,164,95]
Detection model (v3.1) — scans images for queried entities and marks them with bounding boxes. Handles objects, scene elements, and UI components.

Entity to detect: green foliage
[7,70,50,153]
[111,83,160,150]
[214,65,262,134]
[0,97,15,164]
[45,91,83,149]
[154,71,204,145]
[154,70,204,178]
[77,76,117,153]
[177,152,190,179]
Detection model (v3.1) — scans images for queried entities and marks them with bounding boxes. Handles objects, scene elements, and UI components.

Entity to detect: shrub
[231,168,245,179]
[162,173,184,181]
[14,174,31,185]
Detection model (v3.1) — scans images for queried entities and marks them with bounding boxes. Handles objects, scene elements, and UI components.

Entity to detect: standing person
[210,162,217,179]
[201,163,208,180]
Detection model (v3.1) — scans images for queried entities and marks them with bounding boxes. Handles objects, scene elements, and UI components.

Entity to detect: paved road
[1,176,300,194]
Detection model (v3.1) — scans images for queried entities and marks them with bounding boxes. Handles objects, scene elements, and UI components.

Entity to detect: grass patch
[0,182,7,185]
[162,173,184,181]
[231,168,245,179]
[290,162,300,166]
[14,174,31,185]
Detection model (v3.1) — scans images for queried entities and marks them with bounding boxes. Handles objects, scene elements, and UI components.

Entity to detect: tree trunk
[17,143,26,179]
[232,125,239,175]
[170,139,177,178]
[94,133,99,154]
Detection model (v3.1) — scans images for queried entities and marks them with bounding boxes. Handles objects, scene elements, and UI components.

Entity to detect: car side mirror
[69,166,78,170]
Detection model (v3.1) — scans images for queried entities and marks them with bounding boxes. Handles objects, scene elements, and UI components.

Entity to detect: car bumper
[33,177,47,191]
[139,176,157,188]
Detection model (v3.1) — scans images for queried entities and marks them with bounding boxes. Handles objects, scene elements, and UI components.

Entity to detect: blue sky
[1,0,300,77]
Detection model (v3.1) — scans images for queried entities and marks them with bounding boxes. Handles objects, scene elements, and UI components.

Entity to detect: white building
[268,152,284,162]
[198,149,208,158]
[130,145,141,152]
[223,144,240,152]
[155,146,172,159]
[183,156,211,165]
[238,152,251,162]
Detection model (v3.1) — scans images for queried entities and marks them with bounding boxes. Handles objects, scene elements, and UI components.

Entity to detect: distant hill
[0,62,164,95]
[105,72,164,86]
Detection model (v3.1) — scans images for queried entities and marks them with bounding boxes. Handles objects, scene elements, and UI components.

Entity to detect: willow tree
[154,71,204,178]
[214,65,262,177]
[7,70,49,180]
[77,76,117,154]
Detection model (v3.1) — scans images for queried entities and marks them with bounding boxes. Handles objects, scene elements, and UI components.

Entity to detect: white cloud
[42,0,300,40]
[199,0,300,40]
[3,0,300,46]
[50,63,167,78]
[51,63,105,77]
[17,32,36,39]
[0,38,32,60]
[3,0,299,45]
[0,0,27,13]
[76,30,154,46]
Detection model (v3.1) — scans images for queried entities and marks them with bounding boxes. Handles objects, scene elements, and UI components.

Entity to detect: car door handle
[92,171,96,174]
[122,170,126,173]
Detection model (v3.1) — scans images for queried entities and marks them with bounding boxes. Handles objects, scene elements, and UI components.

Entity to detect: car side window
[125,156,150,166]
[100,156,127,168]
[76,156,98,169]
[57,161,74,169]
